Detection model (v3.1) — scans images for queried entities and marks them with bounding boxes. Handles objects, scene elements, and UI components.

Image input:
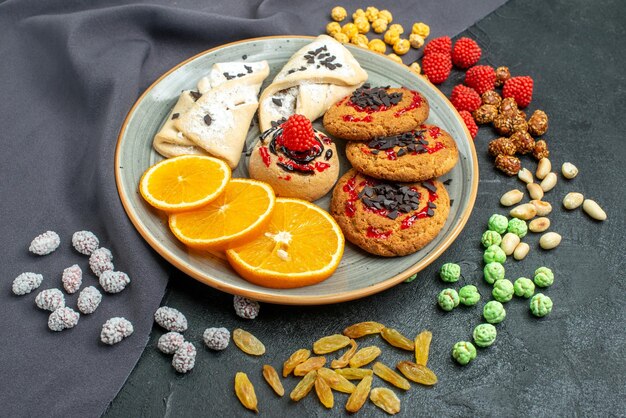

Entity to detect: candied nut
[495,66,511,87]
[500,233,521,256]
[372,18,388,33]
[365,6,379,22]
[513,242,530,260]
[492,114,513,136]
[510,203,537,220]
[533,140,550,160]
[562,162,579,179]
[540,172,557,192]
[354,16,370,34]
[527,183,544,200]
[500,189,524,206]
[409,33,424,49]
[536,158,551,180]
[530,200,552,216]
[341,23,358,39]
[563,192,584,210]
[539,232,562,250]
[368,38,386,54]
[378,10,393,24]
[387,53,403,64]
[384,28,400,45]
[511,113,528,133]
[510,131,535,154]
[326,21,342,36]
[495,155,521,176]
[408,62,421,74]
[351,34,369,48]
[412,22,430,37]
[528,110,549,136]
[393,38,410,55]
[481,90,502,107]
[333,32,350,43]
[518,168,534,184]
[488,137,517,157]
[389,23,404,34]
[499,97,518,118]
[352,8,365,20]
[582,199,607,221]
[473,104,498,124]
[331,6,347,21]
[529,217,550,232]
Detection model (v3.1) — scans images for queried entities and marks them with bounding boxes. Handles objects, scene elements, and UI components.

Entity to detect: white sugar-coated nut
[154,306,188,332]
[582,199,607,221]
[233,295,260,319]
[48,307,80,331]
[12,272,43,295]
[172,341,196,373]
[513,242,530,260]
[527,183,544,201]
[62,264,83,294]
[536,158,551,180]
[529,217,550,233]
[89,247,114,277]
[510,203,537,220]
[203,327,230,351]
[561,162,579,179]
[29,231,60,255]
[540,172,557,192]
[500,189,524,206]
[99,270,130,293]
[530,200,553,216]
[77,286,102,314]
[158,332,185,354]
[539,232,562,250]
[72,230,100,255]
[35,288,65,311]
[518,168,534,184]
[501,232,521,256]
[563,192,584,210]
[101,317,134,345]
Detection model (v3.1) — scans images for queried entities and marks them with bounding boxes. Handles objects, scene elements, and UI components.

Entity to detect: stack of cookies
[324,84,460,257]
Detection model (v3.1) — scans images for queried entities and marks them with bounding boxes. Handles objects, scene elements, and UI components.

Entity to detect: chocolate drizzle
[367,129,429,154]
[359,184,421,218]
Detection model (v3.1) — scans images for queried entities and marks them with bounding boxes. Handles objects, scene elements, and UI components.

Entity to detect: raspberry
[158,332,185,354]
[101,317,134,345]
[423,36,451,56]
[279,114,317,151]
[203,327,230,350]
[465,65,496,95]
[452,37,481,69]
[62,264,82,294]
[459,110,478,139]
[502,76,534,108]
[450,85,482,112]
[77,286,102,314]
[421,52,452,84]
[154,306,188,332]
[233,295,260,319]
[35,288,65,311]
[29,231,60,255]
[172,342,196,373]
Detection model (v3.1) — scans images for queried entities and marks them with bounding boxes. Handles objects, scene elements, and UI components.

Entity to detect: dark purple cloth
[0,0,506,416]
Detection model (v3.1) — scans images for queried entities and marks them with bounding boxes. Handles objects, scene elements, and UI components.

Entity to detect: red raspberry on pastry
[450,85,481,112]
[502,76,534,108]
[280,114,316,151]
[423,36,452,56]
[422,52,452,84]
[464,65,496,95]
[459,110,478,139]
[452,37,481,69]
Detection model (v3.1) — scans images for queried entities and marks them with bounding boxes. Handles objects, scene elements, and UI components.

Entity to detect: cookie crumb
[203,327,230,350]
[12,272,43,295]
[101,317,134,345]
[29,231,60,255]
[48,307,80,331]
[77,286,102,314]
[233,296,260,319]
[62,264,82,294]
[35,288,65,311]
[158,332,185,355]
[72,230,100,255]
[154,306,188,332]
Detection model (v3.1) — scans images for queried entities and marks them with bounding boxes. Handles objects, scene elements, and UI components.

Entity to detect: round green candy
[484,245,506,264]
[483,300,506,324]
[473,323,497,347]
[437,288,459,311]
[459,285,481,306]
[452,341,477,365]
[507,218,528,238]
[530,293,553,317]
[440,263,461,283]
[481,230,502,248]
[534,267,554,288]
[492,279,514,303]
[514,277,535,298]
[488,214,508,234]
[483,262,505,285]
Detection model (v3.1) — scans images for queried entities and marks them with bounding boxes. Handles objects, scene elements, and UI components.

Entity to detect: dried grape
[317,367,356,393]
[381,328,415,351]
[396,361,438,386]
[331,339,357,369]
[293,356,326,376]
[290,370,317,401]
[283,348,311,377]
[349,346,381,368]
[235,372,258,413]
[345,375,372,413]
[315,376,334,408]
[233,328,266,356]
[313,334,351,354]
[370,387,401,415]
[335,368,373,380]
[414,330,432,366]
[262,365,284,396]
[372,362,410,390]
[343,321,385,338]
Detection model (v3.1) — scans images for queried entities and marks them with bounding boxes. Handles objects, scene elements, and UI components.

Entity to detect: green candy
[481,230,502,248]
[459,285,481,306]
[483,262,505,285]
[534,267,554,288]
[440,263,461,283]
[404,273,418,283]
[492,279,514,303]
[507,218,528,238]
[530,293,553,317]
[488,214,508,234]
[484,245,506,264]
[483,300,506,324]
[514,277,535,298]
[473,323,497,348]
[438,288,460,311]
[452,341,477,365]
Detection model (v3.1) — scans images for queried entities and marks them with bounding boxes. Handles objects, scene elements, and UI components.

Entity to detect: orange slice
[139,155,230,212]
[169,179,276,250]
[226,198,345,289]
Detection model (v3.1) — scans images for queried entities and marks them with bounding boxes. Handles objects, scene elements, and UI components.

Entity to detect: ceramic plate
[115,36,478,305]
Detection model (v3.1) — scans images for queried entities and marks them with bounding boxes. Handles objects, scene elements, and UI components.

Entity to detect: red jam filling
[259,146,271,167]
[314,162,331,172]
[400,182,438,229]
[366,227,393,240]
[385,149,397,160]
[340,89,422,123]
[342,114,373,123]
[393,91,422,118]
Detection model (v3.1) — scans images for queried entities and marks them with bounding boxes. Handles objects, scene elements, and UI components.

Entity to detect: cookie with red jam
[248,114,340,202]
[322,84,429,141]
[345,124,458,182]
[330,169,450,257]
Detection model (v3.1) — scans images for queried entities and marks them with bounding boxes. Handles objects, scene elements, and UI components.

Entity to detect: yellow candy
[389,23,404,34]
[341,23,358,39]
[383,28,400,45]
[365,6,379,22]
[333,32,350,44]
[368,38,386,54]
[409,33,425,49]
[378,9,393,23]
[331,6,347,22]
[387,53,403,64]
[326,21,342,36]
[352,8,365,20]
[409,62,421,74]
[393,38,410,55]
[351,34,369,48]
[371,18,388,33]
[412,22,430,38]
[354,16,370,34]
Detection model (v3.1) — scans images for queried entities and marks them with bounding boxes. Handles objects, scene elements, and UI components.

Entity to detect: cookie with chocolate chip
[330,169,450,257]
[323,85,429,141]
[345,124,458,182]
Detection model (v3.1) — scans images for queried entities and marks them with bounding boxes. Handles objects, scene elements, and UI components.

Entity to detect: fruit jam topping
[366,128,445,159]
[366,227,393,240]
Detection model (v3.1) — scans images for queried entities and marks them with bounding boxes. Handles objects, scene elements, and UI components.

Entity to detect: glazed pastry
[248,115,339,202]
[258,35,368,132]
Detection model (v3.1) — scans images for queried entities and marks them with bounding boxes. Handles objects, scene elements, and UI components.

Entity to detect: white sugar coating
[263,87,298,122]
[71,230,99,255]
[233,295,260,319]
[35,288,65,311]
[99,270,130,293]
[77,286,102,314]
[100,317,134,345]
[89,247,114,277]
[12,272,44,295]
[157,332,185,355]
[172,341,196,373]
[154,306,188,332]
[62,264,83,294]
[201,61,267,90]
[203,327,230,351]
[29,231,60,255]
[48,307,80,331]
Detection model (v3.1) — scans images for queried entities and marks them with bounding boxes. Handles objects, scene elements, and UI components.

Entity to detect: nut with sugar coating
[561,162,578,179]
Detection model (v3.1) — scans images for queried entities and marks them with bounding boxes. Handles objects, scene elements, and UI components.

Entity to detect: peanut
[500,233,521,256]
[528,217,550,233]
[500,189,524,206]
[540,172,557,192]
[510,203,537,220]
[561,162,578,179]
[539,232,562,250]
[517,168,534,184]
[513,242,530,260]
[582,199,607,221]
[530,200,552,216]
[563,192,584,210]
[536,158,551,180]
[527,183,544,200]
